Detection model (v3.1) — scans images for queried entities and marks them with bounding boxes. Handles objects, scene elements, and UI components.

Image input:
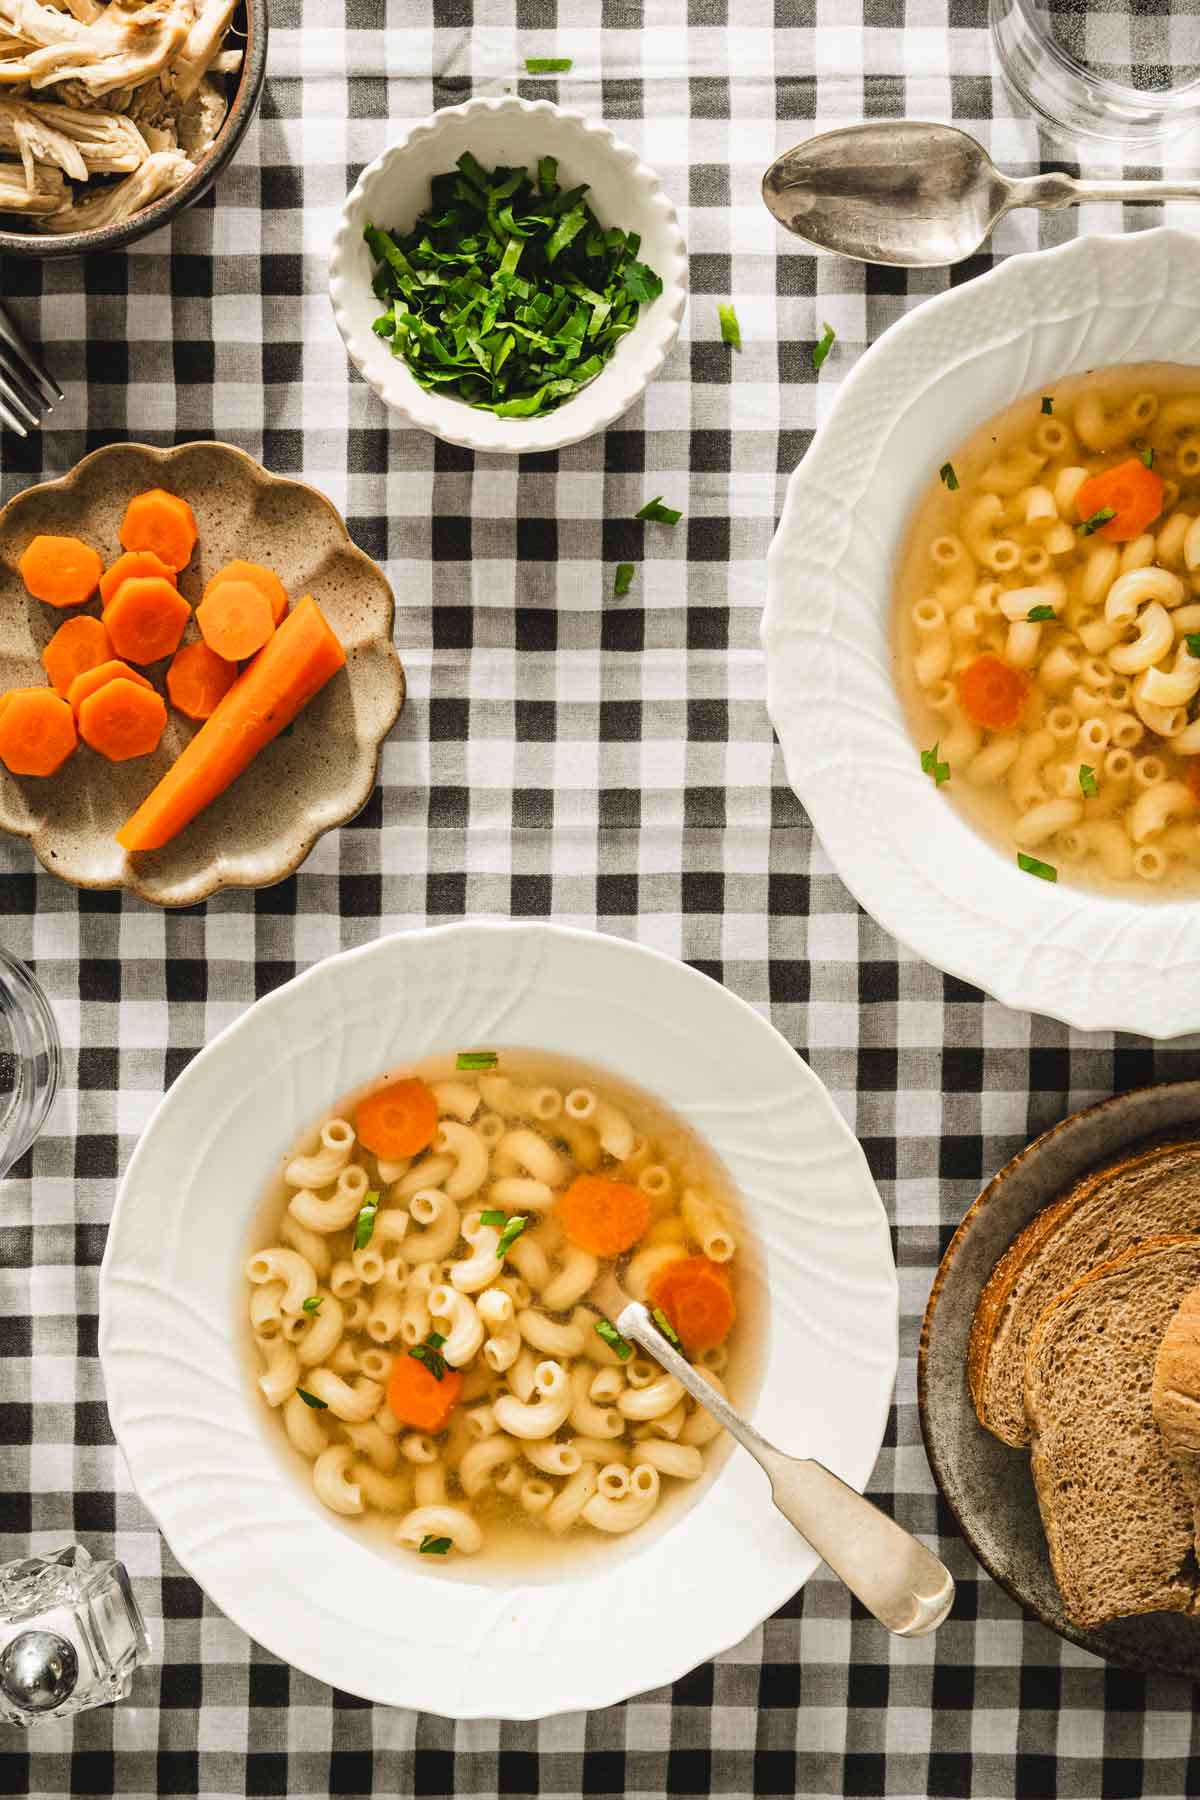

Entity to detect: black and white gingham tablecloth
[4,2,1200,1794]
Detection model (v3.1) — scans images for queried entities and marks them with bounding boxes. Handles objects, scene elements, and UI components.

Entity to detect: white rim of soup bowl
[328,97,689,454]
[763,226,1200,1039]
[99,921,897,1718]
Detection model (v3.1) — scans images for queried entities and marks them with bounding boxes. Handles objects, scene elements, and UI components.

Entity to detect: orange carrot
[386,1350,463,1434]
[67,659,153,716]
[102,576,190,665]
[560,1175,651,1257]
[196,578,275,662]
[1075,456,1165,543]
[646,1255,736,1356]
[356,1078,439,1160]
[116,594,346,852]
[78,678,168,763]
[41,615,112,698]
[0,687,77,776]
[119,488,197,571]
[166,641,236,720]
[957,654,1030,731]
[204,559,288,625]
[18,533,103,609]
[99,548,178,605]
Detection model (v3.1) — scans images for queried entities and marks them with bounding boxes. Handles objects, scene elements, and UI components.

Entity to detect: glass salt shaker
[0,1545,150,1725]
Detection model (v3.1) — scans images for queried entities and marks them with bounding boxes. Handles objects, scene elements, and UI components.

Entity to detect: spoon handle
[615,1300,955,1638]
[1007,171,1200,211]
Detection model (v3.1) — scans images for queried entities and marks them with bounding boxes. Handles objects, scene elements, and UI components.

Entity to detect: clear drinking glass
[991,0,1200,148]
[0,944,60,1177]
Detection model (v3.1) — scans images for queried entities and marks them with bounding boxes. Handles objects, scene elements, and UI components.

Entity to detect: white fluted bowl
[99,923,896,1718]
[764,228,1200,1038]
[329,97,688,454]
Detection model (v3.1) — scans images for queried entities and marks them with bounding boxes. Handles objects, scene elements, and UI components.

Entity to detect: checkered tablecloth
[4,2,1200,1794]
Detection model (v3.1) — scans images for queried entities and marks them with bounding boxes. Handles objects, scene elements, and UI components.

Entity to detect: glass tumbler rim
[0,944,60,1179]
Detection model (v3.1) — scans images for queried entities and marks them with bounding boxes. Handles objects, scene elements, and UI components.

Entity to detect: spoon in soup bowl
[593,1273,955,1637]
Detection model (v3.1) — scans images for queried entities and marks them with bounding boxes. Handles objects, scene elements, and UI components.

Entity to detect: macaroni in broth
[895,365,1200,894]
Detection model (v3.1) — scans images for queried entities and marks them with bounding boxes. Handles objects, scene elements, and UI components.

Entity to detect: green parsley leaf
[1077,505,1116,537]
[1141,447,1155,468]
[636,496,682,525]
[479,1209,507,1227]
[1041,396,1053,415]
[920,741,951,787]
[614,561,635,596]
[623,260,663,304]
[717,302,741,349]
[1079,764,1099,798]
[524,56,572,72]
[1186,633,1200,660]
[1026,604,1056,622]
[496,1214,528,1258]
[419,1535,453,1555]
[409,1334,447,1381]
[302,1296,323,1315]
[296,1388,328,1410]
[427,1331,446,1349]
[939,462,959,492]
[652,1307,681,1349]
[812,321,835,371]
[456,1050,498,1071]
[353,1193,379,1250]
[594,1317,634,1361]
[1017,852,1058,882]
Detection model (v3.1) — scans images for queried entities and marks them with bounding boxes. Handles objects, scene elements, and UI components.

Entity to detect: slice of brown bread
[969,1140,1200,1448]
[1025,1236,1200,1631]
[1154,1283,1200,1454]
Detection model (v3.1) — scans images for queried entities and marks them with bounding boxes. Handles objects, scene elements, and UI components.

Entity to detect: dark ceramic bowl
[919,1082,1200,1678]
[0,0,267,260]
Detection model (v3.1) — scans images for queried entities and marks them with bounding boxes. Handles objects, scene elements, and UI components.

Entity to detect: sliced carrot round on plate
[42,615,112,697]
[166,641,237,720]
[0,687,78,775]
[196,578,275,662]
[78,678,168,762]
[99,548,178,605]
[18,533,103,609]
[67,658,154,716]
[119,488,198,571]
[204,559,288,624]
[102,576,191,664]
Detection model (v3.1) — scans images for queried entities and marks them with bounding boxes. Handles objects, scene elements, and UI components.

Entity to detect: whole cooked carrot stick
[116,594,345,853]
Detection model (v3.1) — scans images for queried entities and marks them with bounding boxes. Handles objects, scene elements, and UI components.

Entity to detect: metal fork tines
[0,301,61,438]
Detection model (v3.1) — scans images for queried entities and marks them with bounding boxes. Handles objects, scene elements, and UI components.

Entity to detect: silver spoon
[597,1281,955,1637]
[762,119,1200,268]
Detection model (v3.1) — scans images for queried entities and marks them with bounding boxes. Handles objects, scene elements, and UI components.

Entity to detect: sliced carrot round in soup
[355,1078,439,1159]
[387,1351,462,1433]
[1074,456,1165,543]
[646,1255,736,1356]
[560,1174,651,1256]
[957,653,1030,731]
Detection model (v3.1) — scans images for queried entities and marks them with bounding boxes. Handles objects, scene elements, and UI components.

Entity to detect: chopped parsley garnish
[524,57,572,72]
[594,1317,634,1361]
[409,1332,448,1380]
[1079,764,1099,798]
[496,1214,528,1258]
[1186,633,1200,659]
[1141,447,1155,468]
[652,1307,681,1349]
[939,461,959,491]
[1026,604,1056,622]
[614,561,635,596]
[479,1208,507,1227]
[456,1050,498,1071]
[1040,396,1053,415]
[419,1535,452,1555]
[363,152,661,420]
[717,302,741,349]
[636,496,682,525]
[920,741,950,787]
[353,1193,379,1250]
[1077,505,1116,536]
[296,1388,327,1410]
[812,321,835,371]
[302,1296,323,1315]
[1017,852,1058,882]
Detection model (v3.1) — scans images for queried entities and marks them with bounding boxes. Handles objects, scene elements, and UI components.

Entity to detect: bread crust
[968,1140,1200,1447]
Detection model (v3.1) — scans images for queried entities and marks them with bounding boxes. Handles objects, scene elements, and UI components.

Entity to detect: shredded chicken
[0,0,236,231]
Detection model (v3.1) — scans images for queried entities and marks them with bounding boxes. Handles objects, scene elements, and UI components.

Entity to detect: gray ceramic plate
[0,442,405,906]
[919,1082,1200,1677]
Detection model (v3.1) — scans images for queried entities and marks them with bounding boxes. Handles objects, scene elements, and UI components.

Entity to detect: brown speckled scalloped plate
[919,1082,1200,1678]
[0,442,405,907]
